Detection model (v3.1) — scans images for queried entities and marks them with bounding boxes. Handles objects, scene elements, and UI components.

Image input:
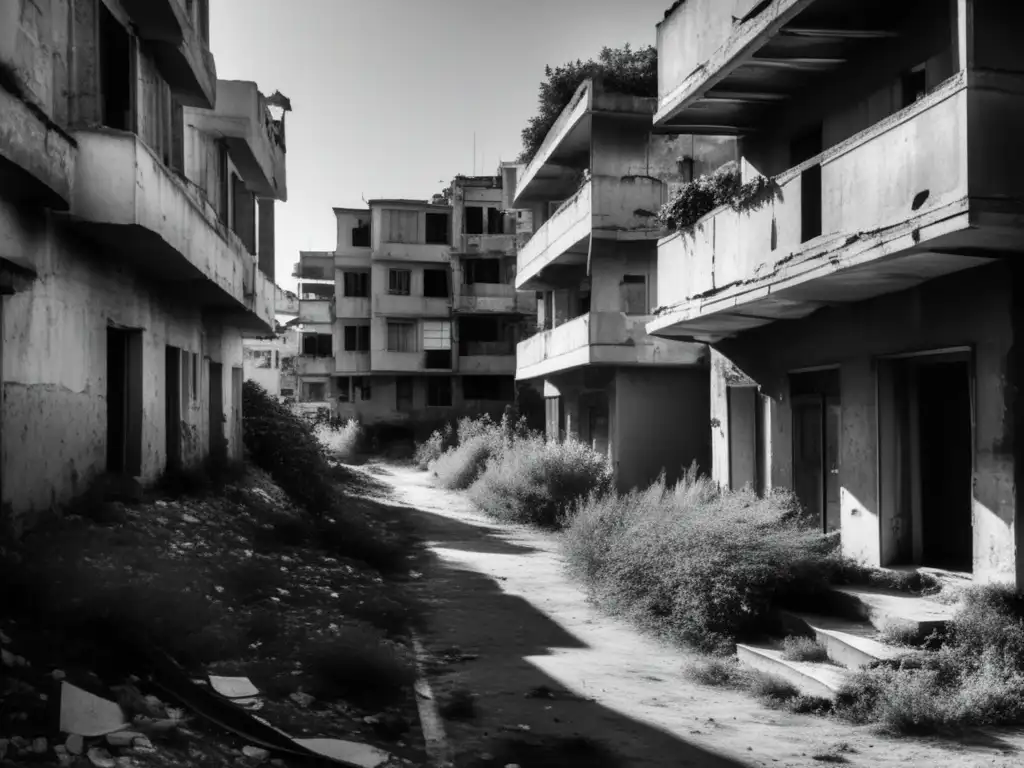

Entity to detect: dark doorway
[791,124,823,243]
[231,367,243,456]
[425,213,449,245]
[790,368,841,533]
[396,377,414,410]
[99,2,132,131]
[232,175,256,254]
[916,359,973,570]
[465,207,484,235]
[108,327,143,476]
[165,346,182,471]
[209,361,226,460]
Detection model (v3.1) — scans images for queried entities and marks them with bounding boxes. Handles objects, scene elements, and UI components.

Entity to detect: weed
[834,564,941,594]
[220,558,286,605]
[781,636,829,663]
[439,688,477,720]
[562,469,839,653]
[315,419,364,462]
[877,620,921,647]
[469,435,611,528]
[749,673,800,705]
[431,417,507,490]
[414,423,457,469]
[302,624,416,707]
[682,656,748,688]
[789,695,834,715]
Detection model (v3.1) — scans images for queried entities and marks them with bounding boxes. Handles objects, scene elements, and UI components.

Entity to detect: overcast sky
[211,0,671,290]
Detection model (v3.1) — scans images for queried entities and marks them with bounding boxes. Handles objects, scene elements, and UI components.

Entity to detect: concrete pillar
[258,198,276,281]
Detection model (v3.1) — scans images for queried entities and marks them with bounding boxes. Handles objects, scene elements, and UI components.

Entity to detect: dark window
[337,376,351,403]
[487,207,503,234]
[901,65,927,109]
[343,271,369,297]
[464,258,501,285]
[423,269,449,298]
[621,274,648,315]
[305,382,326,401]
[343,325,370,352]
[388,269,411,296]
[427,377,453,407]
[108,327,143,475]
[303,333,333,356]
[792,124,823,243]
[465,207,484,235]
[425,213,449,244]
[424,350,452,370]
[396,377,414,410]
[99,2,132,131]
[387,321,415,352]
[463,375,514,401]
[354,376,372,401]
[352,221,371,247]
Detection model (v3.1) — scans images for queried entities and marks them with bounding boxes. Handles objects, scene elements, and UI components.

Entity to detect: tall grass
[562,469,839,654]
[415,423,457,469]
[467,434,611,528]
[314,419,363,462]
[429,415,507,490]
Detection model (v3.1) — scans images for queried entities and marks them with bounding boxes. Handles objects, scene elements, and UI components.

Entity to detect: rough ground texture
[380,462,1024,768]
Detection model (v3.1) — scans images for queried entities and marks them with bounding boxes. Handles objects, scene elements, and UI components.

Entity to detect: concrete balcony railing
[70,129,273,333]
[649,72,1024,344]
[458,340,516,375]
[516,177,667,290]
[121,0,216,108]
[455,283,537,314]
[275,286,299,315]
[0,83,76,210]
[370,349,454,373]
[375,294,450,317]
[336,351,371,374]
[517,311,705,380]
[335,297,371,319]
[298,299,332,324]
[457,233,521,256]
[294,355,335,376]
[186,80,286,200]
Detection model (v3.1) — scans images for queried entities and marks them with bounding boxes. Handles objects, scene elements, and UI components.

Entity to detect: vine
[658,161,781,234]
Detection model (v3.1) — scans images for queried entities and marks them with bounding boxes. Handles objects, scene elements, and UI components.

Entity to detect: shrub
[657,161,779,233]
[314,419,363,462]
[562,470,840,653]
[468,435,611,528]
[415,422,457,469]
[835,584,1024,733]
[302,624,416,706]
[749,673,800,704]
[782,636,829,663]
[430,415,507,490]
[242,381,334,515]
[683,656,748,688]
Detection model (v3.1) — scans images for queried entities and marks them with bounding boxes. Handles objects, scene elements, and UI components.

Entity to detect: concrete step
[779,610,916,669]
[736,643,849,700]
[826,586,954,642]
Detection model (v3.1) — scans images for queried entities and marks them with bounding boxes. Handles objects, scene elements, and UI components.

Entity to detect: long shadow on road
[400,504,748,768]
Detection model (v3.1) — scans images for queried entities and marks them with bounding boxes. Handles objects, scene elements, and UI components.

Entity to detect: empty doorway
[165,346,182,470]
[879,351,974,571]
[790,368,841,532]
[108,327,143,476]
[231,367,243,457]
[209,362,225,460]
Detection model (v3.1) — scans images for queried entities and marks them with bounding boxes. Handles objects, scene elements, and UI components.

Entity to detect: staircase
[736,585,955,699]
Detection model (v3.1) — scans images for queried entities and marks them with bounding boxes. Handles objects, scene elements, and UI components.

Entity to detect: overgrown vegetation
[562,469,839,654]
[519,44,657,164]
[657,161,780,234]
[314,418,364,462]
[781,636,830,663]
[429,415,508,490]
[835,585,1024,733]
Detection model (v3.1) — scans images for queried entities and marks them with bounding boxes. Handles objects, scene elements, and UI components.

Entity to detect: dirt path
[371,462,1024,768]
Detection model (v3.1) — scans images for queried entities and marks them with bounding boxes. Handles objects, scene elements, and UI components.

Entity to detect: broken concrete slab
[209,675,261,699]
[294,738,395,768]
[59,682,129,737]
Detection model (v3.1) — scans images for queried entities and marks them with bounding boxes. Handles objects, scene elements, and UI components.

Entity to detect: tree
[518,44,658,164]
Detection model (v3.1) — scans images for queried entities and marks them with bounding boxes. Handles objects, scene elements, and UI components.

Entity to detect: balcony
[295,253,334,280]
[294,355,335,376]
[375,294,450,318]
[516,312,705,381]
[456,233,523,256]
[336,351,371,374]
[69,129,273,332]
[298,299,332,324]
[336,297,371,318]
[186,81,286,199]
[0,84,76,209]
[458,342,516,375]
[649,73,1024,344]
[121,0,216,108]
[455,284,537,315]
[275,286,299,315]
[516,178,667,291]
[371,350,453,373]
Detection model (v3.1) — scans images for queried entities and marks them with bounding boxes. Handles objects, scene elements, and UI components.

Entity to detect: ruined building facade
[0,0,287,531]
[511,77,737,492]
[294,174,535,436]
[650,0,1024,584]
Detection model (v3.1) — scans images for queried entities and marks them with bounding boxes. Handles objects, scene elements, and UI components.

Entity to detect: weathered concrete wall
[716,262,1017,584]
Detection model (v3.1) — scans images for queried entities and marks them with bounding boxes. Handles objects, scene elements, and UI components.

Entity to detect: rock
[1,648,17,667]
[65,735,85,755]
[0,739,8,759]
[54,745,74,767]
[182,514,200,524]
[289,691,315,708]
[0,629,11,643]
[106,731,148,748]
[242,746,270,762]
[87,747,117,768]
[478,754,493,762]
[32,737,47,754]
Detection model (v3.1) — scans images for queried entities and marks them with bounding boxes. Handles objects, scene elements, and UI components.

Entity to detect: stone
[32,737,47,753]
[289,691,315,707]
[65,735,85,755]
[242,746,270,762]
[87,747,117,768]
[0,740,8,760]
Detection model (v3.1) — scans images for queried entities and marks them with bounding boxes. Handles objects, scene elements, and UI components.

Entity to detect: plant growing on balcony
[518,44,657,164]
[658,161,780,234]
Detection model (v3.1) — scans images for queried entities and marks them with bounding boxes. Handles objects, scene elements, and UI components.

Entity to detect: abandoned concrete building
[648,0,1024,585]
[295,176,535,435]
[511,77,736,491]
[0,0,288,529]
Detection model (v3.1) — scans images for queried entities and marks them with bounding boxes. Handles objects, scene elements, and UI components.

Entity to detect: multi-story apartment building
[296,173,534,435]
[0,0,287,532]
[511,77,736,491]
[648,0,1024,584]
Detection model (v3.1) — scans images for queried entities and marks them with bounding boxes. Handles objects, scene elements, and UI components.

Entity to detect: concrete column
[258,198,276,281]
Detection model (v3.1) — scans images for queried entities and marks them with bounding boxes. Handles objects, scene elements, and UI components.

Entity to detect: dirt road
[371,462,1024,768]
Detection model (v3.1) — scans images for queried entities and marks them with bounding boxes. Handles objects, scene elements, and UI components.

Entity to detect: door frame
[789,365,841,533]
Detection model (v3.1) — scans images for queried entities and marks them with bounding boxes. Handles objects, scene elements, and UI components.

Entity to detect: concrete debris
[242,745,271,761]
[289,691,315,708]
[32,736,48,753]
[54,744,74,766]
[106,731,151,748]
[0,739,7,759]
[66,734,85,754]
[182,513,200,523]
[59,682,129,737]
[87,747,117,767]
[294,738,394,768]
[52,668,67,680]
[210,675,261,699]
[0,629,11,643]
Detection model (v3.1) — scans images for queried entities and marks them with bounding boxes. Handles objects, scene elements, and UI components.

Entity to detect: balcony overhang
[121,0,217,109]
[0,255,37,295]
[0,85,75,210]
[513,79,657,205]
[68,129,273,334]
[186,81,287,200]
[654,0,906,132]
[516,182,592,290]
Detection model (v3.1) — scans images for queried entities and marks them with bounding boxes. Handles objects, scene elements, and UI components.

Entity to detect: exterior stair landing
[736,644,849,700]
